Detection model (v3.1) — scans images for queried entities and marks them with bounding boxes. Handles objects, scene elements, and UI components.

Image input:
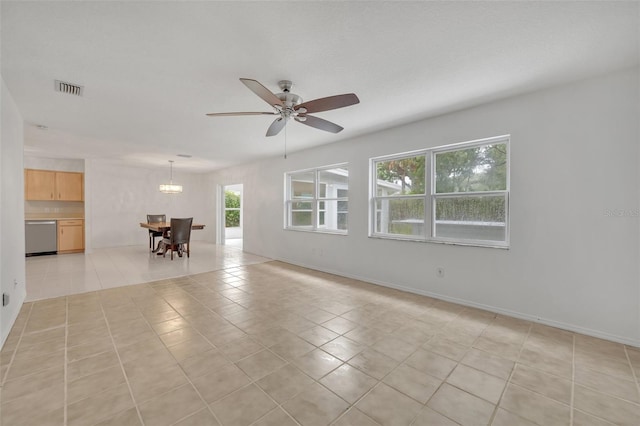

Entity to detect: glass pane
[434,195,506,241]
[224,190,241,209]
[337,213,348,230]
[375,155,426,196]
[375,198,425,237]
[290,171,315,198]
[435,143,507,193]
[225,210,240,228]
[291,201,312,210]
[318,168,349,199]
[291,211,312,227]
[317,200,347,231]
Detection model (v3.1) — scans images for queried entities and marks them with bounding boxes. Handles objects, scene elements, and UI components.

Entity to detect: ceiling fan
[207,79,359,137]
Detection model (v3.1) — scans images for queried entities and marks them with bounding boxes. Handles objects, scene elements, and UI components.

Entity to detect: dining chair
[146,214,166,251]
[162,217,193,260]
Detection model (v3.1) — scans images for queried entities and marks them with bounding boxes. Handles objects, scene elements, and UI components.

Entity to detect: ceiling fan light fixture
[206,78,359,137]
[159,160,183,194]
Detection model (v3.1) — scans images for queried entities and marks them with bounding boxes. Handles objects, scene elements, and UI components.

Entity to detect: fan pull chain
[284,122,287,159]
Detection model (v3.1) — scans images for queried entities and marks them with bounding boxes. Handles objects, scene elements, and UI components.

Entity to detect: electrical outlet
[436,267,445,278]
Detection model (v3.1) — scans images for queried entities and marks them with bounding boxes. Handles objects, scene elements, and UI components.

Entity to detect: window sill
[368,233,509,249]
[285,227,348,236]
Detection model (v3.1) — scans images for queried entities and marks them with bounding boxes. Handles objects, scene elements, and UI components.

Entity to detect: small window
[288,170,314,228]
[286,164,348,233]
[433,142,508,243]
[374,154,426,238]
[371,136,509,247]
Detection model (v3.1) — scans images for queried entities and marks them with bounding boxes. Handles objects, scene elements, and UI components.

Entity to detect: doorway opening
[221,184,243,248]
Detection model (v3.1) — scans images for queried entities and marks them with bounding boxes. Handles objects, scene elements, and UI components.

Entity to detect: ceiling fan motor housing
[275,81,303,119]
[276,92,302,107]
[276,80,302,109]
[278,80,293,92]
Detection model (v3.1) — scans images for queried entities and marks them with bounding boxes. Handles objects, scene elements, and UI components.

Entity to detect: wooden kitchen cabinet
[58,219,84,253]
[55,172,83,201]
[25,169,84,201]
[25,169,56,200]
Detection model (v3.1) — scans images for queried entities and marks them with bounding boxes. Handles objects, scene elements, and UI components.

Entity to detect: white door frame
[216,185,224,245]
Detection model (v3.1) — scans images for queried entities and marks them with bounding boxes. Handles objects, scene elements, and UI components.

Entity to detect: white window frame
[285,163,349,234]
[370,135,510,248]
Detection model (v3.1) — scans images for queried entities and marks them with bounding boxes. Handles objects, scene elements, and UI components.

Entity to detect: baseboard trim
[274,256,640,348]
[0,290,26,350]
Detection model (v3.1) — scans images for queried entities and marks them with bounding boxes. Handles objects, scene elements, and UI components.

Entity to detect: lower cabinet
[58,220,84,253]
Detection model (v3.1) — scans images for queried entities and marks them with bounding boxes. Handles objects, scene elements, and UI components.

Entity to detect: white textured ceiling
[2,1,638,172]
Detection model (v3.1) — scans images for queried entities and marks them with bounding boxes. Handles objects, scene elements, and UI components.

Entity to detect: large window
[371,135,509,247]
[286,164,348,233]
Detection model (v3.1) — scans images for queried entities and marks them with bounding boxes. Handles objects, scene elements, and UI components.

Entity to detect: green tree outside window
[225,191,241,227]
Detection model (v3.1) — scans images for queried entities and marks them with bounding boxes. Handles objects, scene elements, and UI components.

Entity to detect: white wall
[86,160,213,249]
[1,78,26,348]
[207,67,640,346]
[24,156,84,172]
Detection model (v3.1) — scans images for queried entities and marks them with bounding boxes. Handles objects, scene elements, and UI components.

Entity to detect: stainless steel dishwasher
[25,220,57,256]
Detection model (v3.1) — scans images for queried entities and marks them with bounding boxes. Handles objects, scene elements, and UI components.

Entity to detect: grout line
[330,407,381,426]
[419,311,491,408]
[246,379,303,426]
[137,280,225,425]
[148,271,358,426]
[0,303,34,385]
[64,296,69,426]
[339,306,479,426]
[98,295,146,426]
[486,319,532,425]
[15,259,640,425]
[23,243,272,301]
[623,345,640,404]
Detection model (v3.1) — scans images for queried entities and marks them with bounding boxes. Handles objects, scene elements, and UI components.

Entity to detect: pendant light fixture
[159,160,183,193]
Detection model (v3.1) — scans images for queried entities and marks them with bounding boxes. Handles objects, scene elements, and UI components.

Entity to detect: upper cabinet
[55,171,83,201]
[24,169,56,200]
[25,169,84,201]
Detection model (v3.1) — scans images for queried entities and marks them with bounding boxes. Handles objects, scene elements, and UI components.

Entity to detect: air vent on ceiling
[177,154,192,158]
[54,80,84,96]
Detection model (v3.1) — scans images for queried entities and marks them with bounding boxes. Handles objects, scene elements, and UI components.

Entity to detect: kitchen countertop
[25,217,84,221]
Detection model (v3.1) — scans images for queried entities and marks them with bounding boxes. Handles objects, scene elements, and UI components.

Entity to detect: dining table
[140,221,205,253]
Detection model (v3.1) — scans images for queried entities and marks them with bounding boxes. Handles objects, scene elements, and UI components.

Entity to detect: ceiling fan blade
[296,115,343,133]
[266,117,287,137]
[295,93,359,114]
[206,112,276,117]
[240,78,284,108]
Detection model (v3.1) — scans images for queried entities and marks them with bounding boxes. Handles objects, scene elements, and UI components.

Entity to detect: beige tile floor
[24,242,267,301]
[2,250,640,425]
